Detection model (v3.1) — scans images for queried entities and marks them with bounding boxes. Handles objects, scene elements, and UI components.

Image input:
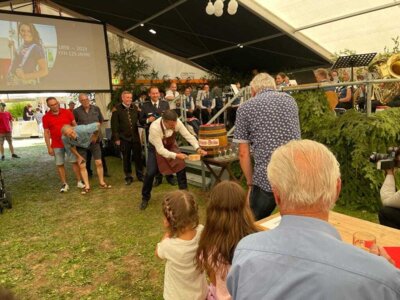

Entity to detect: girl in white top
[196,181,260,300]
[156,190,207,300]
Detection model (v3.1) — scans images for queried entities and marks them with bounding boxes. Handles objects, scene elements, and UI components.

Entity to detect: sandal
[99,183,112,189]
[81,187,90,195]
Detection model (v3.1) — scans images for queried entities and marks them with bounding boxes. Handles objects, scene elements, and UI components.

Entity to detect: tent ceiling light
[205,0,238,16]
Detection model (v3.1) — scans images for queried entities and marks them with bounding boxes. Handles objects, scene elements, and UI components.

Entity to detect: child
[196,181,260,300]
[156,190,208,300]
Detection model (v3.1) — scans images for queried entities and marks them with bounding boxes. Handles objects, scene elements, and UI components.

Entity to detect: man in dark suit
[140,86,176,186]
[111,91,143,185]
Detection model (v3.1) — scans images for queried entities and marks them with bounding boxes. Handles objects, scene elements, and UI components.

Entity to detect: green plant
[108,49,150,110]
[7,102,28,119]
[293,90,400,211]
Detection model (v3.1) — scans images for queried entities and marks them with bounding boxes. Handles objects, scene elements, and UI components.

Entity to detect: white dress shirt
[165,90,180,110]
[149,117,199,159]
[380,174,400,208]
[196,91,216,109]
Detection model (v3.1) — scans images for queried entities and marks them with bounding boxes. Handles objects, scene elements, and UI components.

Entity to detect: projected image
[0,12,110,92]
[0,21,57,87]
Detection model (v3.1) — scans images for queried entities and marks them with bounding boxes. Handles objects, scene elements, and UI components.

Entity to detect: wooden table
[202,155,244,187]
[257,211,400,246]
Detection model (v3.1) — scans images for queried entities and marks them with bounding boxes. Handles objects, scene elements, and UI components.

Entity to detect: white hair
[267,139,340,213]
[250,73,276,94]
[61,124,73,135]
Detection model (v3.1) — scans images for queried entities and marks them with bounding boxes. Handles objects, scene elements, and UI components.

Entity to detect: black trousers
[379,206,400,230]
[142,146,187,201]
[201,109,212,124]
[86,141,108,175]
[120,139,143,179]
[250,185,276,221]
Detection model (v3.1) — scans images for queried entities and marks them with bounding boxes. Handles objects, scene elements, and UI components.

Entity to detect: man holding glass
[227,140,400,299]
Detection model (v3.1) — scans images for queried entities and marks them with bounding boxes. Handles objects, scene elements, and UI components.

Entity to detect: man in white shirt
[140,110,206,210]
[165,82,180,112]
[196,84,215,124]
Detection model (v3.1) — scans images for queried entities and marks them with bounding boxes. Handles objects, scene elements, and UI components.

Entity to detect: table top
[203,155,239,165]
[257,211,400,246]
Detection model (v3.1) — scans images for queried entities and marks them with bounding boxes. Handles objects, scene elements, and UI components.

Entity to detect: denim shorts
[54,148,76,166]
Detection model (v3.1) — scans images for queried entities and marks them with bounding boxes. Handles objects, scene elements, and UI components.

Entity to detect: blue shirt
[233,89,301,192]
[62,123,99,151]
[227,215,400,300]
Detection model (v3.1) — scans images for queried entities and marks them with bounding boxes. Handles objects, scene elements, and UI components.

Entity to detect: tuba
[371,53,400,103]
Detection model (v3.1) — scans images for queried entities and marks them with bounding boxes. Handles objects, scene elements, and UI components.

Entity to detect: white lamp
[206,0,238,16]
[205,0,215,15]
[214,8,223,17]
[214,0,224,11]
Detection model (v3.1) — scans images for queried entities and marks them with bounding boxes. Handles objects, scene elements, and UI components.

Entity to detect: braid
[162,190,199,237]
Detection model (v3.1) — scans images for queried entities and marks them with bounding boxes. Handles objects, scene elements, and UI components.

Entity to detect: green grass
[0,141,377,299]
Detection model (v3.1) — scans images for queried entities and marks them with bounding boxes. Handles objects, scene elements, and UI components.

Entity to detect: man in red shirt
[0,103,20,160]
[43,97,83,192]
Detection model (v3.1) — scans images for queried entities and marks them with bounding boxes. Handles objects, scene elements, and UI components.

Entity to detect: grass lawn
[0,141,377,299]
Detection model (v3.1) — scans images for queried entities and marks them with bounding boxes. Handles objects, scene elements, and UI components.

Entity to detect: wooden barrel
[198,124,228,157]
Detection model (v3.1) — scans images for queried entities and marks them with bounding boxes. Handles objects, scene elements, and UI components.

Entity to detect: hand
[77,156,86,165]
[115,140,120,146]
[369,244,395,265]
[148,116,156,123]
[207,108,212,113]
[386,169,394,175]
[15,68,26,80]
[176,153,188,160]
[48,148,54,156]
[197,148,207,156]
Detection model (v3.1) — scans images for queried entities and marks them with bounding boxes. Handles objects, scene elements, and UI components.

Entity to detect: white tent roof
[253,0,400,57]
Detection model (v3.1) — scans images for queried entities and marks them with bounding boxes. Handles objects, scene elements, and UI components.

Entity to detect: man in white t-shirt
[165,82,180,111]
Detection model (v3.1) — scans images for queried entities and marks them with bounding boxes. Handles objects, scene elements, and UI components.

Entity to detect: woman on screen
[8,22,48,86]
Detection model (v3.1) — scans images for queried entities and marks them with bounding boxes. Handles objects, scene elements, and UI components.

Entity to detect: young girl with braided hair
[196,181,260,299]
[156,190,207,300]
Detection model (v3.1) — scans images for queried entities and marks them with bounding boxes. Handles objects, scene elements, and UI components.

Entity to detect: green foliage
[110,48,149,87]
[293,90,400,211]
[109,49,150,110]
[7,102,29,119]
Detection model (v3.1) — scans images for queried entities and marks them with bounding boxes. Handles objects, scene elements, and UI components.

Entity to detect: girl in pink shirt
[196,181,260,300]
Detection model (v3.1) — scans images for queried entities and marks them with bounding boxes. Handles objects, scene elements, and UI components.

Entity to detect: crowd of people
[5,71,399,298]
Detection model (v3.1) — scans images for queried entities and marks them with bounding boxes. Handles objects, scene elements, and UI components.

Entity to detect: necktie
[153,102,157,108]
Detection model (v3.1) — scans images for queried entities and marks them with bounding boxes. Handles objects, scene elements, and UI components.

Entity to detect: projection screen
[0,11,111,93]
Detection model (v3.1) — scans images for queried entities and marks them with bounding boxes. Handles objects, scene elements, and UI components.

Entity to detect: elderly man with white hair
[233,72,300,220]
[227,140,400,299]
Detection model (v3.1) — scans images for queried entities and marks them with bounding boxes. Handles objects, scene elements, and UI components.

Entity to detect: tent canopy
[47,0,331,73]
[2,0,399,74]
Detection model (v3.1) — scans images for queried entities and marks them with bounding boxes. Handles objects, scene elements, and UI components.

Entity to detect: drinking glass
[223,147,227,158]
[353,232,376,251]
[217,147,222,159]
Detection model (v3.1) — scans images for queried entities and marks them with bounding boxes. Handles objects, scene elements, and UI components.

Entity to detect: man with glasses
[43,97,84,192]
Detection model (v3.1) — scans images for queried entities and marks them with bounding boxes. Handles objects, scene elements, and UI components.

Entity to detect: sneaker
[1,156,4,161]
[11,154,20,158]
[60,183,69,193]
[77,181,85,189]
